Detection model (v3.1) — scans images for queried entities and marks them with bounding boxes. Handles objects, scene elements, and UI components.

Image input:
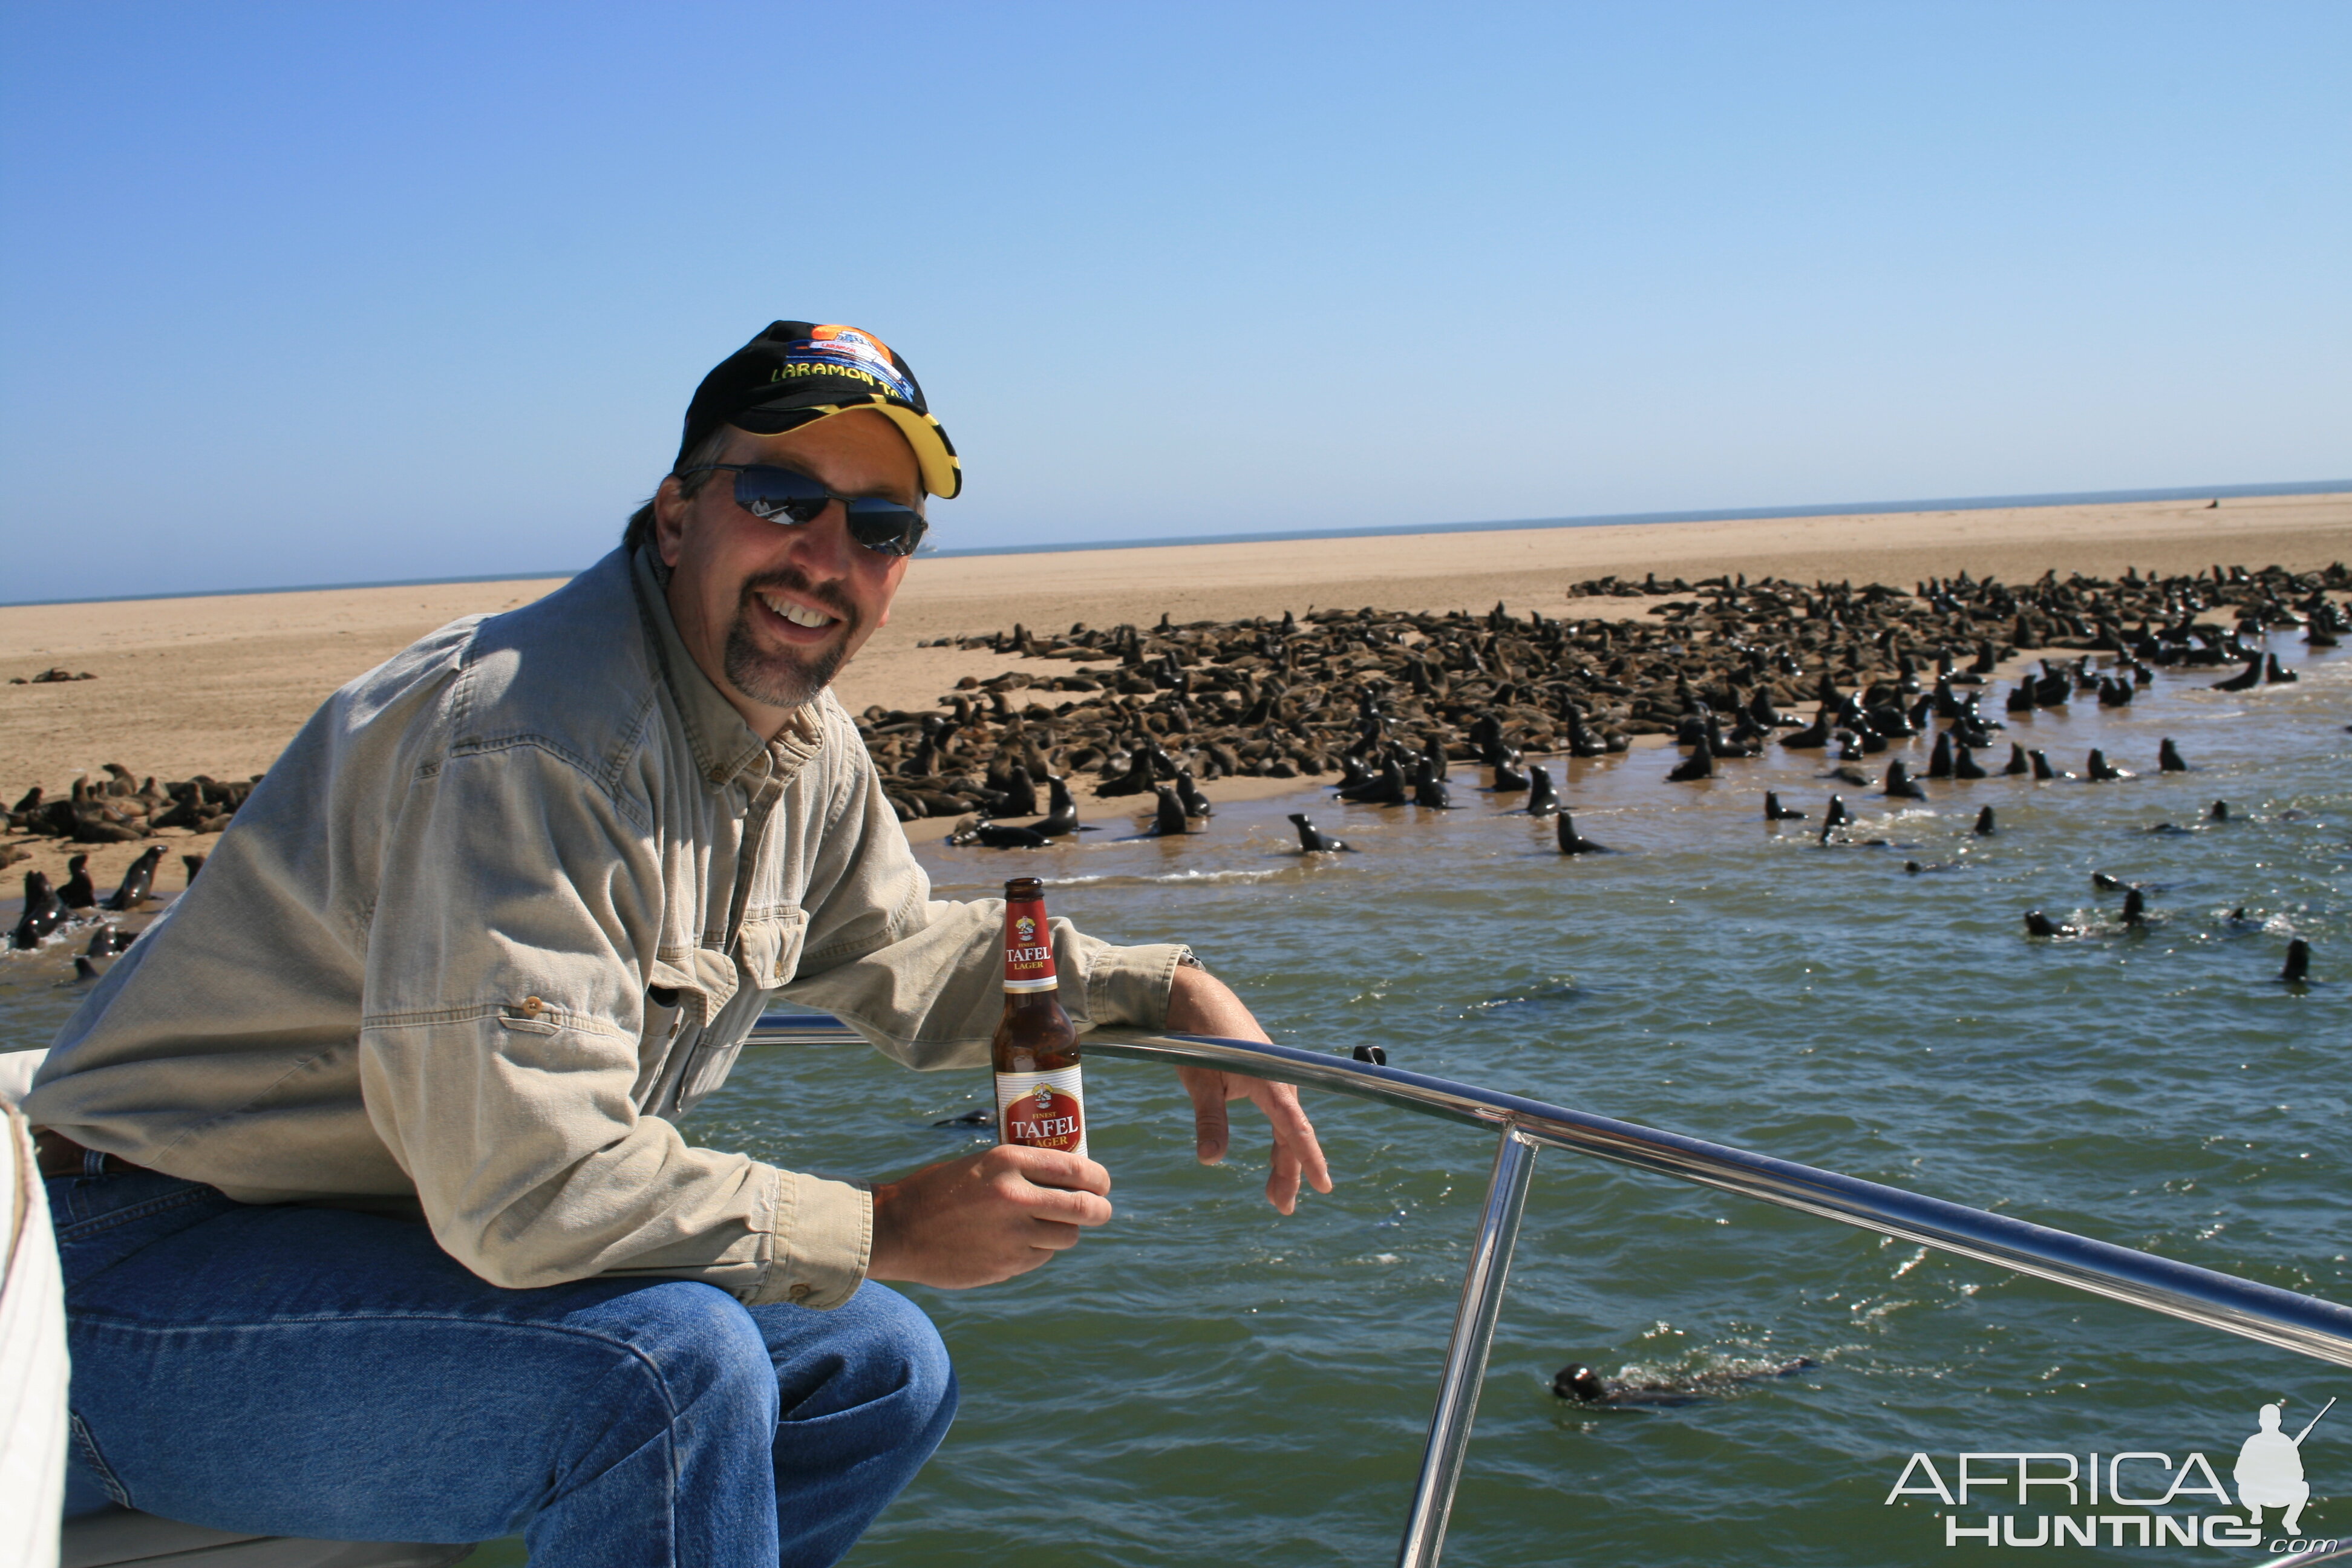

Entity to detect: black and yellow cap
[678,321,962,499]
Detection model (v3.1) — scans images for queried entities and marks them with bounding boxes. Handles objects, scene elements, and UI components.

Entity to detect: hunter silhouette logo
[2236,1397,2333,1535]
[1887,1394,2339,1550]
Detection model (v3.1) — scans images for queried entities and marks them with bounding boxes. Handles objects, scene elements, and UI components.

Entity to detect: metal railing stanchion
[1397,1128,1540,1568]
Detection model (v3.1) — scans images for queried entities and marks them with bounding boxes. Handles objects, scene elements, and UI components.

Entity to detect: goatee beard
[722,570,858,710]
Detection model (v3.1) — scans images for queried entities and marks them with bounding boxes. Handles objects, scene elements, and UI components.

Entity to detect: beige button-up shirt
[27,547,1183,1308]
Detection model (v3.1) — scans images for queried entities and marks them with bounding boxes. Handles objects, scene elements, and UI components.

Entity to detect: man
[28,320,1331,1566]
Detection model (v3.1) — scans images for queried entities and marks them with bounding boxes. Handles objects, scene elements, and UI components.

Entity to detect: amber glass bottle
[991,877,1086,1156]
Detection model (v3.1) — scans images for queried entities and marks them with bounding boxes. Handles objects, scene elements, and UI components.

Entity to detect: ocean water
[5,630,2347,1564]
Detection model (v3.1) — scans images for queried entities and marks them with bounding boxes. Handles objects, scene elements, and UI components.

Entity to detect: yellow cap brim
[734,397,961,500]
[872,402,962,500]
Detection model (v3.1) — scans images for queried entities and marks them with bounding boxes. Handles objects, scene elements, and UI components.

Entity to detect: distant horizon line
[5,477,2345,610]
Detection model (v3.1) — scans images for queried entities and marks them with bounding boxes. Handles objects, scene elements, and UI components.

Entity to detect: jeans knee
[763,1282,956,1442]
[599,1283,780,1436]
[838,1283,954,1422]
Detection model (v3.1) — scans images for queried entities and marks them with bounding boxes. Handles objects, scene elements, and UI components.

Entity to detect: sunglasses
[676,463,930,557]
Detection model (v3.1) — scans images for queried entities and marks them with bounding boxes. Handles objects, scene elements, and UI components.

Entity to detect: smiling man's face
[653,407,920,737]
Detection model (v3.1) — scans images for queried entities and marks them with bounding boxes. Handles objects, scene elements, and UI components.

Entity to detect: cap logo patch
[768,324,918,403]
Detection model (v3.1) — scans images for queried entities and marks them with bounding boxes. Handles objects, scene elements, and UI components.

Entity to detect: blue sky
[1,2,2345,601]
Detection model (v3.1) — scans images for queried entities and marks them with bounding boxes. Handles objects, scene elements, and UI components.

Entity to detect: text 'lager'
[991,877,1084,1157]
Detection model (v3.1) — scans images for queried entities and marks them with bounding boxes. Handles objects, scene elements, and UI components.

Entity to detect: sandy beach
[4,489,2346,886]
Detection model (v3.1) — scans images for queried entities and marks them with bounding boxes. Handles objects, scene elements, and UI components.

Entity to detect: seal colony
[858,562,2347,830]
[858,560,2343,987]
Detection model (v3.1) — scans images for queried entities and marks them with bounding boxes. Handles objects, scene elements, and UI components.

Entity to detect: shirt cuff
[1076,940,1189,1033]
[756,1165,873,1310]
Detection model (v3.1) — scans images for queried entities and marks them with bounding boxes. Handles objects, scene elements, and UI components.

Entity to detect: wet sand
[4,490,2345,882]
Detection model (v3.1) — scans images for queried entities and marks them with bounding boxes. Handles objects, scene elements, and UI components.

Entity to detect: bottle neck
[1001,895,1057,991]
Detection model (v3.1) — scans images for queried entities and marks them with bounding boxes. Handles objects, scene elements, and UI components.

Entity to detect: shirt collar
[630,546,824,788]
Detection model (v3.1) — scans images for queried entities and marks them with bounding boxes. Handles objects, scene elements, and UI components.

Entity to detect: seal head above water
[1289,814,1351,853]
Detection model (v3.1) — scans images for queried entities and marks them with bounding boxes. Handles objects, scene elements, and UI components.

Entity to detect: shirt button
[520,996,545,1016]
[788,1284,812,1302]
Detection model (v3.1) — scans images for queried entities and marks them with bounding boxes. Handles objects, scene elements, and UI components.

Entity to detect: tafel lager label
[995,1065,1086,1157]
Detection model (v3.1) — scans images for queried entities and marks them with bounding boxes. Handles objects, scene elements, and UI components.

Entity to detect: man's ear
[653,475,691,569]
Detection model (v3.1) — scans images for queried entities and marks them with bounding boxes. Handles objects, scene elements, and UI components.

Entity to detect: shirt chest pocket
[734,906,809,993]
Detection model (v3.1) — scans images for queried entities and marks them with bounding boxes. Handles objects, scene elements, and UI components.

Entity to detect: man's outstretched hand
[1168,963,1334,1214]
[867,1145,1112,1289]
[867,967,1330,1290]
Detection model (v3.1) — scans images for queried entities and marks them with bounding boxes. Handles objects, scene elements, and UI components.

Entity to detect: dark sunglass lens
[733,466,832,524]
[843,499,928,557]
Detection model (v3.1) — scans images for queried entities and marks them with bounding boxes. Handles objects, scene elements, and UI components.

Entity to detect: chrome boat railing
[749,1013,2352,1568]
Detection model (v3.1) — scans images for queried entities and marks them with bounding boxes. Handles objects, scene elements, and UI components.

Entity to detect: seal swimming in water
[1818,794,1852,842]
[2120,887,2148,929]
[1973,805,1996,835]
[104,845,163,912]
[2087,748,2130,782]
[1521,765,1560,816]
[1883,760,1926,800]
[1556,812,1609,854]
[10,871,68,950]
[1289,814,1353,853]
[930,1108,993,1128]
[2281,939,2311,982]
[1952,743,1987,780]
[2159,738,2188,773]
[59,853,97,909]
[1550,1357,1817,1407]
[2209,799,2231,823]
[1350,1044,1388,1065]
[1764,791,1805,820]
[85,924,136,957]
[2024,909,2077,938]
[1412,761,1457,809]
[2002,743,2030,776]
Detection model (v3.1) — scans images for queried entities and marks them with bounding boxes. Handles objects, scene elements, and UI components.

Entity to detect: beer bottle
[991,876,1085,1157]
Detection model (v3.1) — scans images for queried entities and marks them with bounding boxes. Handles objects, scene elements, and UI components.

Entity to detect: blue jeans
[50,1168,956,1567]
